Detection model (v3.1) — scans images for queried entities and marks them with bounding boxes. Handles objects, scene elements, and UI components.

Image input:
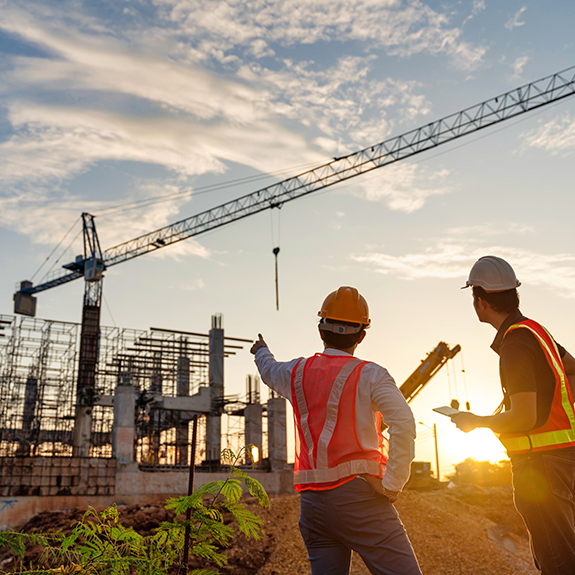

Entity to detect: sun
[442,427,508,468]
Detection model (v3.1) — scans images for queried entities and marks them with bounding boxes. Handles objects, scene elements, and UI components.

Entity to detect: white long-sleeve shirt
[254,346,416,492]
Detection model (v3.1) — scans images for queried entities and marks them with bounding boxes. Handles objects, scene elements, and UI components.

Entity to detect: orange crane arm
[400,341,461,403]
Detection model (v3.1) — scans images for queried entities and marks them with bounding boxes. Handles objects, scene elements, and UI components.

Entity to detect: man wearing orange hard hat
[452,255,575,574]
[251,286,421,575]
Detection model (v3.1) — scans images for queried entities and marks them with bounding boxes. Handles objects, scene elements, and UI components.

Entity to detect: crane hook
[273,247,280,311]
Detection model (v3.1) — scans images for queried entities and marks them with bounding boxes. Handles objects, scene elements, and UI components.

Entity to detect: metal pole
[433,423,440,482]
[182,414,199,574]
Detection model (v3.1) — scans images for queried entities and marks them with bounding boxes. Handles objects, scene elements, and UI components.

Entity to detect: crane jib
[16,64,575,298]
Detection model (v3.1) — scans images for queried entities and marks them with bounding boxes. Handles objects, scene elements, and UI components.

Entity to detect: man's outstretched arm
[251,334,301,400]
[451,391,537,434]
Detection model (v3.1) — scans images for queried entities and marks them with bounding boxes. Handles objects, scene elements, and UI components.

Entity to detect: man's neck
[323,343,356,356]
[488,311,512,331]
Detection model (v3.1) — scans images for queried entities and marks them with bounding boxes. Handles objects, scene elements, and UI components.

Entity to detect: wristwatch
[382,487,399,503]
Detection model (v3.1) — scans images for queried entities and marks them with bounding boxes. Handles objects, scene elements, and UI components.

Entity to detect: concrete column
[206,314,224,466]
[267,397,287,470]
[244,403,263,465]
[176,353,190,465]
[113,385,136,465]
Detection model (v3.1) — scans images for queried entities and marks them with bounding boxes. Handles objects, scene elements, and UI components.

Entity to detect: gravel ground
[0,485,539,575]
[256,485,539,575]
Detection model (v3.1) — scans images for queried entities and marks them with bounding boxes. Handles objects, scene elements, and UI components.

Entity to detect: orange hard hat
[318,286,371,327]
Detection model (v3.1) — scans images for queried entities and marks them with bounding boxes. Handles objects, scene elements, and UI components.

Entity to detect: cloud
[447,223,534,237]
[505,7,527,30]
[462,1,486,27]
[243,58,432,150]
[472,1,486,15]
[0,181,210,262]
[1,21,266,124]
[358,164,451,213]
[0,101,321,188]
[511,56,529,79]
[0,6,433,185]
[0,104,226,186]
[0,0,487,258]
[351,226,575,298]
[522,114,575,154]
[155,0,486,71]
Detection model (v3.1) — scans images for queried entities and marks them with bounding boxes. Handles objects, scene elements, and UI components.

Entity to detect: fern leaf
[192,542,228,567]
[243,476,270,508]
[219,478,242,503]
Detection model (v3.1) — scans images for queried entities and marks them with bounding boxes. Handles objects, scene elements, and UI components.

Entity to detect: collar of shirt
[321,347,353,357]
[490,309,527,355]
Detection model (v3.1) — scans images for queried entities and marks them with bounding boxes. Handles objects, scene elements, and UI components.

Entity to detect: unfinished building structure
[0,312,289,514]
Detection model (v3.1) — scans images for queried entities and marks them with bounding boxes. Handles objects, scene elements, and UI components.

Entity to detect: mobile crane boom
[400,341,461,403]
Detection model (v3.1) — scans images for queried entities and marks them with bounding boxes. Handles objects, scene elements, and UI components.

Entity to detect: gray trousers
[298,477,421,575]
[512,448,575,575]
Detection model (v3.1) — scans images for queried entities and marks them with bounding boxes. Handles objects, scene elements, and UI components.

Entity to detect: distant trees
[448,458,512,487]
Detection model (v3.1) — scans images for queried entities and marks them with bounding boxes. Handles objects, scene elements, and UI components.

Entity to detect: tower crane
[12,64,575,455]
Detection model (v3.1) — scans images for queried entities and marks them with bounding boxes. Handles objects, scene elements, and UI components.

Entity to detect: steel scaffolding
[0,315,246,464]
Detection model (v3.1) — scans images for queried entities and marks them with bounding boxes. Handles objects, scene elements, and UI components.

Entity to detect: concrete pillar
[206,314,224,466]
[113,385,136,465]
[176,352,190,465]
[267,397,287,470]
[244,403,263,465]
[72,406,92,458]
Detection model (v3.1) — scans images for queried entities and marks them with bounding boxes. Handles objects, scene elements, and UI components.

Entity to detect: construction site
[0,298,463,528]
[1,63,574,574]
[0,309,294,528]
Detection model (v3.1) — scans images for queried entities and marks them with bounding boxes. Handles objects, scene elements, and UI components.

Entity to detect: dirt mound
[0,486,538,575]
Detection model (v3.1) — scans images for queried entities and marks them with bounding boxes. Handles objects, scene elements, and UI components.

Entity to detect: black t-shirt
[491,310,566,429]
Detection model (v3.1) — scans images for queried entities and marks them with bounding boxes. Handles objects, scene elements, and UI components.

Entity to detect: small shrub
[0,447,268,575]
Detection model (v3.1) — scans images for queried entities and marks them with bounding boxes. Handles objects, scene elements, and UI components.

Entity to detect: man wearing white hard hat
[250,287,421,575]
[452,255,575,574]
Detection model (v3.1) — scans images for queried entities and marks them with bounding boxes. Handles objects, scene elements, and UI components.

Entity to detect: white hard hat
[462,255,521,292]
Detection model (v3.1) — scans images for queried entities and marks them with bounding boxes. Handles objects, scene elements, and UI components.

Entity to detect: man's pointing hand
[250,334,268,355]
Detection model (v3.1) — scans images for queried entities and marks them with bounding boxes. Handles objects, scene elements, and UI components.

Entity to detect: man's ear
[475,296,490,311]
[318,326,326,341]
[359,330,367,344]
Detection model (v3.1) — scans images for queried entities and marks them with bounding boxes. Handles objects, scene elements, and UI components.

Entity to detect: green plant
[0,447,269,575]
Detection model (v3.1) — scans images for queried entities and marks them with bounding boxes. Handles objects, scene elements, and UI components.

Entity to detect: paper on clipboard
[433,405,460,417]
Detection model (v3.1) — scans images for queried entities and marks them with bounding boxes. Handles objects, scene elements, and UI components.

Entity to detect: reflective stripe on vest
[291,354,386,487]
[498,321,575,454]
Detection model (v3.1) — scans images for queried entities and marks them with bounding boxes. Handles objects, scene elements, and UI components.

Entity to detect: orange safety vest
[498,319,575,455]
[291,353,388,492]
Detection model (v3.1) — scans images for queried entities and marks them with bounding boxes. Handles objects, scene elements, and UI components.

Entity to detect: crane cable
[459,350,471,411]
[91,159,327,218]
[30,216,81,282]
[270,208,281,311]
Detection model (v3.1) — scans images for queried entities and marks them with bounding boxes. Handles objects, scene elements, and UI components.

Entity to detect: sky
[1,0,575,478]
